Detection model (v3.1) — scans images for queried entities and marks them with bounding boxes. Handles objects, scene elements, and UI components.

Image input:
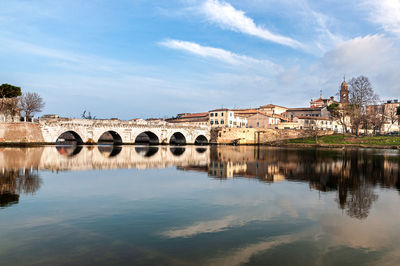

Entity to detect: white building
[209,109,247,128]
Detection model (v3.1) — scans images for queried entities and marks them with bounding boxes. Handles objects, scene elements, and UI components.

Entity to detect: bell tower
[340,76,349,105]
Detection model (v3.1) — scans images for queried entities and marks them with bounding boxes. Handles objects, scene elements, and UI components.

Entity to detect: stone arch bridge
[39,118,210,145]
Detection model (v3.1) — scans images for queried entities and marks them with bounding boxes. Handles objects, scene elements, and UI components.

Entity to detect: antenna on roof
[320,89,323,98]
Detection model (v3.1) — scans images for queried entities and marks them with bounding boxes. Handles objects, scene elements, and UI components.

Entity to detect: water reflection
[1,146,400,264]
[0,169,41,208]
[98,145,122,157]
[170,147,185,156]
[56,145,82,157]
[135,146,159,157]
[0,146,399,220]
[202,147,400,220]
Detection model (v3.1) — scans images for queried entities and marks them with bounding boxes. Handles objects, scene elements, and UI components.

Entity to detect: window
[256,122,259,128]
[221,112,224,116]
[210,113,214,117]
[230,113,233,116]
[221,119,224,124]
[230,120,232,124]
[215,120,219,124]
[215,113,218,117]
[210,121,214,125]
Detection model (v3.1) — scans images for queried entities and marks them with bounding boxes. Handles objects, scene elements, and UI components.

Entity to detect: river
[0,145,399,265]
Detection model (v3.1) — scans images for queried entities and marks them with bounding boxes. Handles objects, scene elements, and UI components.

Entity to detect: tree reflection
[345,183,378,219]
[204,146,400,220]
[0,169,41,208]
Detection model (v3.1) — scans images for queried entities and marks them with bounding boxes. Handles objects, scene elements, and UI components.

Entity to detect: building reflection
[195,146,399,220]
[0,145,399,219]
[0,168,41,208]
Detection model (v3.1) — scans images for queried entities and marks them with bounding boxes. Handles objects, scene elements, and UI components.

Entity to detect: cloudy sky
[1,0,399,119]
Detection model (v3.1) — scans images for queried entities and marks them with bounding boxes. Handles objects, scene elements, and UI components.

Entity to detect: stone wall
[211,128,333,144]
[0,123,44,143]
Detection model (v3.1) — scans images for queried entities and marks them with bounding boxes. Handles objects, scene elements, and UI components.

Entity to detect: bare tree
[348,76,379,136]
[19,92,45,120]
[302,119,323,144]
[81,110,96,119]
[385,105,399,133]
[328,103,349,135]
[367,105,385,135]
[0,97,20,122]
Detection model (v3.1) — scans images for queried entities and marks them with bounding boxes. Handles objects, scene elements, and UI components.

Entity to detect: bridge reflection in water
[0,146,399,220]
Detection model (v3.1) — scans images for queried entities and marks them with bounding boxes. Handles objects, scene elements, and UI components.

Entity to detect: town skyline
[1,0,400,119]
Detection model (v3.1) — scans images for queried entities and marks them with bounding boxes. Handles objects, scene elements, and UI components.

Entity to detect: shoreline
[1,142,399,150]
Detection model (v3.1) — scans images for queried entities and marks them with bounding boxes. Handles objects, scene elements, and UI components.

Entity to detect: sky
[0,0,400,119]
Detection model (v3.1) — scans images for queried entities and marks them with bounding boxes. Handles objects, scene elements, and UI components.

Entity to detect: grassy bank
[286,134,400,146]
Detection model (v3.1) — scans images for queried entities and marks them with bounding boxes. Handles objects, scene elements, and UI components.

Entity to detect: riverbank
[282,135,400,149]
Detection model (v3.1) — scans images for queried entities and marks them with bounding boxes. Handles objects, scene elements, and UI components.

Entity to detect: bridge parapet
[38,118,210,144]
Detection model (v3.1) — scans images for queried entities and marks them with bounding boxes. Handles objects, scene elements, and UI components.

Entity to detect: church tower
[340,77,349,105]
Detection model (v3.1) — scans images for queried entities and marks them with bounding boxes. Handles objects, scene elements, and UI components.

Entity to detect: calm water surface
[1,145,400,265]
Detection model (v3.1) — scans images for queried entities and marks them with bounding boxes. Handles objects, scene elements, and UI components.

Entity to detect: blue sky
[1,0,399,119]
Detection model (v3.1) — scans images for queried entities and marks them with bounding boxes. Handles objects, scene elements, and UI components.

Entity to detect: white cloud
[200,0,303,49]
[206,234,302,266]
[317,34,400,99]
[366,0,400,36]
[159,39,280,71]
[322,34,394,72]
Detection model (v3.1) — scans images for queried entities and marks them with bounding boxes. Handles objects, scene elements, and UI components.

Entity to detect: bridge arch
[98,131,123,145]
[169,132,187,145]
[135,131,159,145]
[56,131,84,145]
[194,135,208,145]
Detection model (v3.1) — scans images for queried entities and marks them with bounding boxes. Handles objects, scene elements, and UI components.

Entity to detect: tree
[0,84,22,98]
[0,84,22,121]
[302,118,323,144]
[0,97,20,122]
[327,102,349,135]
[367,105,385,135]
[19,92,45,119]
[385,105,399,132]
[81,110,96,119]
[348,76,379,136]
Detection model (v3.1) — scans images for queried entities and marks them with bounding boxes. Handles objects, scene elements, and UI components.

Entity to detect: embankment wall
[211,128,333,144]
[0,123,44,143]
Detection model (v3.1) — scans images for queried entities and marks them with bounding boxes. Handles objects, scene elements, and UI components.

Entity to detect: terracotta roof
[259,104,288,109]
[179,112,209,118]
[295,116,330,120]
[209,108,229,112]
[288,107,324,111]
[233,109,258,115]
[170,117,209,123]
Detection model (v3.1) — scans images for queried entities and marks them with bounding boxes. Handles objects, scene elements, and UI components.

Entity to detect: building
[286,106,330,121]
[166,112,209,126]
[366,100,400,133]
[310,96,336,108]
[340,79,349,105]
[294,116,344,132]
[247,112,282,129]
[259,104,288,116]
[277,121,299,130]
[208,109,247,128]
